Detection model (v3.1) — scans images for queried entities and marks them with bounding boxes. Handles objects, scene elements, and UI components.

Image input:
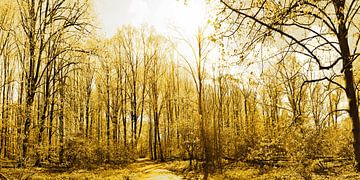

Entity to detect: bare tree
[176,27,212,179]
[218,0,360,170]
[17,0,90,165]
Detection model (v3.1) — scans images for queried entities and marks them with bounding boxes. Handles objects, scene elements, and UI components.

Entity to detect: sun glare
[93,0,208,38]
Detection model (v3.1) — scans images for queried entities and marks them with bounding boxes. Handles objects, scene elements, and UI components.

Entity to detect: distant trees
[0,0,16,160]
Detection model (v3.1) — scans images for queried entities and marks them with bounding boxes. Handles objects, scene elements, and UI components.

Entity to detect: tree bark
[59,75,65,163]
[333,0,360,171]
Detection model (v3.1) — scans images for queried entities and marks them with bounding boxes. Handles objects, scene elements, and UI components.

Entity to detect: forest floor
[0,158,182,180]
[1,158,360,179]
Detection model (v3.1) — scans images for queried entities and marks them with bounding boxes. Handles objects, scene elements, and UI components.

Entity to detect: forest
[0,0,360,179]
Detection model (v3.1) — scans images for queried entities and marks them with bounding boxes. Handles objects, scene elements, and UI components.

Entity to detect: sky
[93,0,209,38]
[92,0,221,78]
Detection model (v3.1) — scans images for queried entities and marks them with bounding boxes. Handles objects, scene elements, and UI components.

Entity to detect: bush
[109,146,132,164]
[247,139,287,161]
[63,136,131,169]
[63,137,99,169]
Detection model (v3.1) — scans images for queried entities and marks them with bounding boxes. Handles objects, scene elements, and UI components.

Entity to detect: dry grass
[1,159,360,179]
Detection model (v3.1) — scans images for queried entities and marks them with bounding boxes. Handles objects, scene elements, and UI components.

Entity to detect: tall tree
[17,0,90,165]
[177,27,212,179]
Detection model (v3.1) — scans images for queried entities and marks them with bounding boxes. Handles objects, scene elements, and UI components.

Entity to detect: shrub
[63,137,98,169]
[247,139,287,162]
[63,135,132,169]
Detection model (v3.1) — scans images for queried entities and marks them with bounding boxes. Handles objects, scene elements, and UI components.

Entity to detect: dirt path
[0,159,183,179]
[127,158,182,180]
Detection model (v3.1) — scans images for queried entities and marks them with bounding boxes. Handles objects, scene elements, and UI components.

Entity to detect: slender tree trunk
[112,74,120,145]
[153,108,158,160]
[48,88,55,161]
[1,56,7,158]
[156,113,164,161]
[59,76,65,163]
[106,69,111,160]
[35,69,50,167]
[17,73,24,163]
[85,90,91,138]
[131,78,137,149]
[97,106,101,144]
[137,81,146,147]
[149,108,153,160]
[121,80,127,148]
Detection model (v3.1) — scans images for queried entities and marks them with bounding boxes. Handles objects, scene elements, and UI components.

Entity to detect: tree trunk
[149,109,153,160]
[85,91,91,138]
[22,0,36,165]
[1,56,8,159]
[121,77,127,148]
[48,87,55,161]
[23,87,35,164]
[106,69,111,160]
[35,69,50,167]
[153,108,158,160]
[333,0,360,171]
[59,77,65,163]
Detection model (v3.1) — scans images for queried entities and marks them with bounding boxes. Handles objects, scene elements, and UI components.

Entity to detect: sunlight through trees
[0,0,360,179]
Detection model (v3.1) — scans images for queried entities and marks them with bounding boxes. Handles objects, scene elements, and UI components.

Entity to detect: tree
[218,0,360,170]
[112,32,129,148]
[177,27,212,179]
[147,33,170,161]
[0,1,16,159]
[17,0,90,165]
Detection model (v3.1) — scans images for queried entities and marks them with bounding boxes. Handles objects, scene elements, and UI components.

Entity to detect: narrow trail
[127,158,182,180]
